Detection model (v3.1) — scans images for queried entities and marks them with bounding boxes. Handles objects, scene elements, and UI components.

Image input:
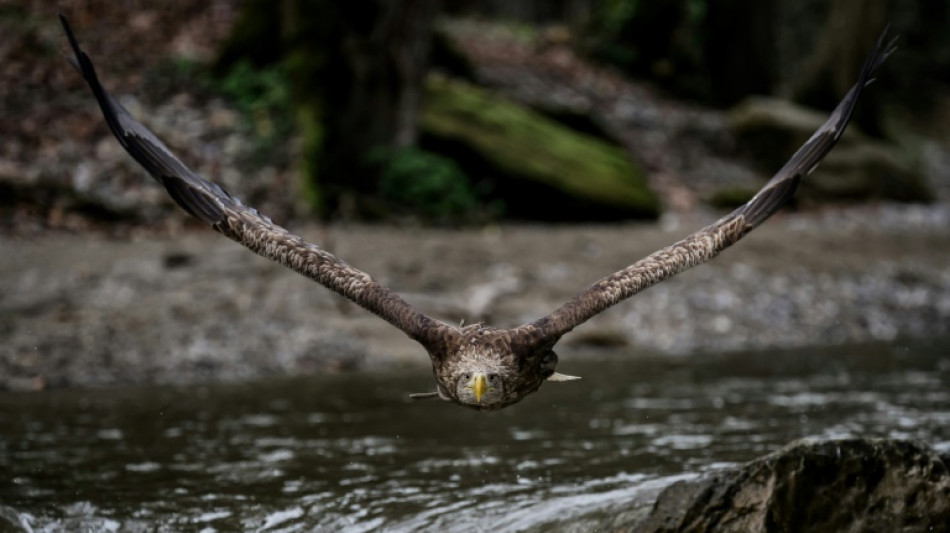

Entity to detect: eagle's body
[60,16,895,411]
[430,324,550,409]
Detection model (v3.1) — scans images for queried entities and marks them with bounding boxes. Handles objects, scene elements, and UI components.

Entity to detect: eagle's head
[442,341,517,411]
[454,369,506,408]
[418,325,580,411]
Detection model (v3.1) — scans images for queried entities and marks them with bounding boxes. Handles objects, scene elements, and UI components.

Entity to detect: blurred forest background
[2,0,949,231]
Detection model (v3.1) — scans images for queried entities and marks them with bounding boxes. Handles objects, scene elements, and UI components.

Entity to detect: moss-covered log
[421,77,660,221]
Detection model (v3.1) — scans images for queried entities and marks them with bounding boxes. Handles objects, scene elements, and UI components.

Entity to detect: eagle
[60,16,894,411]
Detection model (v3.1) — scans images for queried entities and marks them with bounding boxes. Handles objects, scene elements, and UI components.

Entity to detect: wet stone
[626,438,950,533]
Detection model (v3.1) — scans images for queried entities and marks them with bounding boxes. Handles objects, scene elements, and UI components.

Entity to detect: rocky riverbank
[2,203,948,391]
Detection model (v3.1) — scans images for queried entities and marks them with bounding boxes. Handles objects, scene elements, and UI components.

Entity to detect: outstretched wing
[60,15,451,350]
[519,28,897,343]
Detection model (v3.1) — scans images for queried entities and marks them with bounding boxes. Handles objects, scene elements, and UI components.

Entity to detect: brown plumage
[61,16,895,411]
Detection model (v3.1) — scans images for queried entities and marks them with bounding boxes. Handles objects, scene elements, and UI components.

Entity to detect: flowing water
[2,339,949,532]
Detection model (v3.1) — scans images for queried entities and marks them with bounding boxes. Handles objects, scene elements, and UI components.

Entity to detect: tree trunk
[218,0,439,217]
[291,0,439,216]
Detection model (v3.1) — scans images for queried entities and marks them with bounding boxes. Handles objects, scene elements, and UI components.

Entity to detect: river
[2,338,948,532]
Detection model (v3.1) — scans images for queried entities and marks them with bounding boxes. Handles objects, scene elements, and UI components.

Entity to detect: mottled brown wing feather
[521,28,896,343]
[60,15,450,350]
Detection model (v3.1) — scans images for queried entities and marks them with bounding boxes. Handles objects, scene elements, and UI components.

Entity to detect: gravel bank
[1,203,948,391]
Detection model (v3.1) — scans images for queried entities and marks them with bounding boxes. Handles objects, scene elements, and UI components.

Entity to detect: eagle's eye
[488,373,500,385]
[460,372,472,382]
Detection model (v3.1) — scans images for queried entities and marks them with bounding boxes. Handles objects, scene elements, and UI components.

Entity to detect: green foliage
[587,0,709,99]
[370,147,482,221]
[217,60,294,148]
[597,0,707,38]
[145,57,295,167]
[599,0,640,36]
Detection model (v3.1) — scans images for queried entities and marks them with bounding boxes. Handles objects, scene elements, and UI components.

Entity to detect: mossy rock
[420,76,660,221]
[730,96,934,204]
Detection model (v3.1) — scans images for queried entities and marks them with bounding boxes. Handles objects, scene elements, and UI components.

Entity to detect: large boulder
[627,438,950,533]
[729,97,934,204]
[420,76,660,221]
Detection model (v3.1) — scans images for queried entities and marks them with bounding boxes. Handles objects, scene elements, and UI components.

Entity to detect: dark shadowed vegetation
[1,0,948,229]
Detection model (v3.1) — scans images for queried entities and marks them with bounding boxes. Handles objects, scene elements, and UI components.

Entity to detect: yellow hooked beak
[472,373,487,403]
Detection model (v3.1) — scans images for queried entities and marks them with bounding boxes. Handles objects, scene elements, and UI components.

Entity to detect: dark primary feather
[60,15,451,351]
[521,28,896,343]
